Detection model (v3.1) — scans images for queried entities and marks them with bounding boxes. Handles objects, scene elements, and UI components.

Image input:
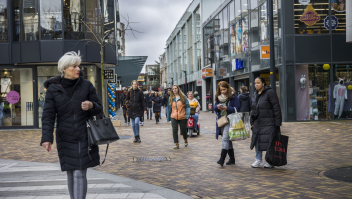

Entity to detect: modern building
[0,0,120,129]
[202,0,352,122]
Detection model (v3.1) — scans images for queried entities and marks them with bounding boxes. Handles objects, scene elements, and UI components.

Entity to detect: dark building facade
[202,0,352,122]
[0,0,118,129]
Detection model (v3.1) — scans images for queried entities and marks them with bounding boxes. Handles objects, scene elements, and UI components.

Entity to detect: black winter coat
[163,94,170,107]
[238,92,252,112]
[120,93,128,109]
[250,86,282,151]
[145,94,153,108]
[126,88,147,118]
[152,96,162,112]
[40,73,102,171]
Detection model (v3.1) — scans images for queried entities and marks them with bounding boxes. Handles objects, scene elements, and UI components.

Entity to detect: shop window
[0,68,33,127]
[64,0,84,40]
[104,0,115,44]
[331,0,346,33]
[294,0,329,34]
[260,2,268,43]
[273,0,281,38]
[0,0,7,42]
[21,0,39,41]
[235,0,242,22]
[40,0,62,40]
[250,9,259,48]
[86,0,102,42]
[13,0,20,41]
[250,0,258,10]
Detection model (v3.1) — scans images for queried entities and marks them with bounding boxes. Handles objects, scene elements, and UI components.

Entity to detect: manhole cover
[119,136,132,140]
[324,167,352,183]
[134,157,170,162]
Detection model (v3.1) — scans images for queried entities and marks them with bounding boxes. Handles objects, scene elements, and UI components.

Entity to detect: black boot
[155,116,158,123]
[137,135,141,143]
[217,149,228,167]
[226,149,235,165]
[133,136,138,143]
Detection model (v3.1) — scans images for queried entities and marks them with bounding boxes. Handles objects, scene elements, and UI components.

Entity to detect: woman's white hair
[58,51,82,77]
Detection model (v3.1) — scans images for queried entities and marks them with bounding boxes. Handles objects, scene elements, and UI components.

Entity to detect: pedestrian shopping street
[1,110,352,199]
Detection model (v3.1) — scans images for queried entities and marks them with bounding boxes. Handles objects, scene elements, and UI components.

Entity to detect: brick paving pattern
[1,110,352,198]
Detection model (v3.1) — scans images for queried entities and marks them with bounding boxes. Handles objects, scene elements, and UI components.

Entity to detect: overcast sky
[119,0,193,72]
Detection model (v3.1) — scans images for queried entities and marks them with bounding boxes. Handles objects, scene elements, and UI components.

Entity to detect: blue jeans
[255,139,262,160]
[165,106,170,122]
[193,113,199,130]
[148,108,153,118]
[131,117,140,137]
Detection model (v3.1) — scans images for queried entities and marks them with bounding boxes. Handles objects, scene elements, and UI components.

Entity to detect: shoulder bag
[217,101,229,128]
[87,112,120,165]
[124,91,132,112]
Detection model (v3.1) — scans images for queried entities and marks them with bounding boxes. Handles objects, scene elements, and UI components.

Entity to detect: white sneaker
[140,122,144,126]
[167,121,171,123]
[264,162,274,168]
[251,159,264,168]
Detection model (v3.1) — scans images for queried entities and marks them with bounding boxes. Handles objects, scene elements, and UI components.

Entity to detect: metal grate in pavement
[133,157,171,162]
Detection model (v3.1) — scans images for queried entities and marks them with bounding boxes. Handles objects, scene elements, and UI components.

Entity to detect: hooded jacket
[40,71,103,171]
[238,92,252,112]
[250,86,282,151]
[126,88,147,118]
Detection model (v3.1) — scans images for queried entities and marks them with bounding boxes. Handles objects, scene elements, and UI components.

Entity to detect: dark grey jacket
[40,72,102,171]
[238,92,252,112]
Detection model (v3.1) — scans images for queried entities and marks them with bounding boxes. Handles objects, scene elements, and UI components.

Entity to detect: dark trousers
[123,107,130,123]
[140,116,144,122]
[171,118,187,143]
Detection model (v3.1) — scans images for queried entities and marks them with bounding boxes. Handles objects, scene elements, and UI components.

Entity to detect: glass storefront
[0,68,33,127]
[0,0,7,42]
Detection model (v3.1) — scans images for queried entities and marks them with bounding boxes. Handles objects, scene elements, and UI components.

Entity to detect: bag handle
[88,144,109,165]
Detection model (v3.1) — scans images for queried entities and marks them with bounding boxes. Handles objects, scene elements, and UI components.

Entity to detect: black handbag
[87,113,120,164]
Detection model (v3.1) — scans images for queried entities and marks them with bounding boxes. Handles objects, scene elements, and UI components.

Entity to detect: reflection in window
[235,0,241,22]
[40,0,62,40]
[13,0,20,41]
[250,0,258,10]
[260,2,268,43]
[86,0,102,42]
[0,0,7,42]
[242,0,248,15]
[229,1,235,24]
[294,0,329,34]
[21,0,39,41]
[64,0,84,39]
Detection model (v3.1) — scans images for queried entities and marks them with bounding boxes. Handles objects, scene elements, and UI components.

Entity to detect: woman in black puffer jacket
[238,86,252,112]
[126,80,147,143]
[250,77,282,169]
[40,51,103,199]
[152,92,162,123]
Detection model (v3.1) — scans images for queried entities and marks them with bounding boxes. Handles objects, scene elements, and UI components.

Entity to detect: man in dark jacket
[163,88,171,123]
[145,90,154,120]
[238,86,252,112]
[120,87,130,125]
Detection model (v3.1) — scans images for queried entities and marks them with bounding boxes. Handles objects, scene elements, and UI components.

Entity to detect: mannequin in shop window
[70,0,81,32]
[334,78,348,119]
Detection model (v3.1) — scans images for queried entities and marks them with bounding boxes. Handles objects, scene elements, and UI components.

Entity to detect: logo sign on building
[299,0,310,5]
[260,45,270,59]
[324,15,339,30]
[300,5,320,26]
[6,91,20,104]
[202,68,213,79]
[219,68,227,76]
[196,79,202,87]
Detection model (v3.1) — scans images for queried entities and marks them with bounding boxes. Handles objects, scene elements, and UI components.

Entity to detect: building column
[202,78,206,111]
[347,0,352,43]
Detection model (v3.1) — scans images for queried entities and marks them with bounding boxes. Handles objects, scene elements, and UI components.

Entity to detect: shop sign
[260,45,270,59]
[137,76,145,81]
[300,5,321,26]
[299,0,310,5]
[202,68,213,79]
[219,68,227,76]
[196,79,202,87]
[232,59,244,71]
[104,69,114,79]
[6,91,20,104]
[324,15,339,30]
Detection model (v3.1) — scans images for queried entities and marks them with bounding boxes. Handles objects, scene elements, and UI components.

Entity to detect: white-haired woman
[40,51,103,199]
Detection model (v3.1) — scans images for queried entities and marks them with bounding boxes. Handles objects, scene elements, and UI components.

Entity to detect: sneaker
[184,140,188,147]
[128,122,130,126]
[167,121,171,123]
[173,144,179,149]
[124,122,127,125]
[251,159,264,168]
[140,122,144,126]
[264,162,274,168]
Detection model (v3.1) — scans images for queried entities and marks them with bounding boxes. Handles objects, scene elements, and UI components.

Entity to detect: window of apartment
[0,0,7,42]
[64,0,84,39]
[294,0,329,34]
[40,0,62,40]
[260,2,268,43]
[21,0,39,41]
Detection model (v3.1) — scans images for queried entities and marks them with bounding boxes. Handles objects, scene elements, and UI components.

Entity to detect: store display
[333,78,348,118]
[300,75,307,89]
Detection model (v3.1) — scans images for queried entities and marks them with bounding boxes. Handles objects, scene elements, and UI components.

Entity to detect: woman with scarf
[214,81,240,167]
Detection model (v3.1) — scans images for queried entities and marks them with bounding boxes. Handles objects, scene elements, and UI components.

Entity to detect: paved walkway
[0,159,192,199]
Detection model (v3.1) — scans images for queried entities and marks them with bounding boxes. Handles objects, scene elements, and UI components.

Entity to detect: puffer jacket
[167,96,190,121]
[152,96,162,112]
[238,92,252,112]
[145,94,154,108]
[250,86,282,151]
[40,72,102,171]
[126,88,147,118]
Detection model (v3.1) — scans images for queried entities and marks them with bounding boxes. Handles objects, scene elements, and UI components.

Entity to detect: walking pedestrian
[250,77,282,168]
[126,80,147,143]
[145,90,153,120]
[214,81,240,167]
[187,91,201,132]
[120,87,130,125]
[40,51,103,199]
[152,92,162,123]
[238,86,252,112]
[167,85,190,149]
[163,88,171,123]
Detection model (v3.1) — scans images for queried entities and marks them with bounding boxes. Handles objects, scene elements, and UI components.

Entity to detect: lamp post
[207,57,214,113]
[268,0,276,92]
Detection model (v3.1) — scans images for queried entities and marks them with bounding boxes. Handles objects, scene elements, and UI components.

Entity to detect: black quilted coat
[250,86,282,151]
[126,88,147,118]
[152,96,162,112]
[40,72,102,171]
